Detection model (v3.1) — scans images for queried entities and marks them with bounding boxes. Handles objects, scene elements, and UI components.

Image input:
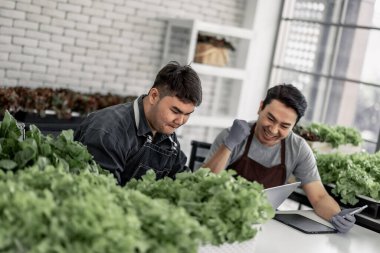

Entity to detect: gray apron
[120,99,178,185]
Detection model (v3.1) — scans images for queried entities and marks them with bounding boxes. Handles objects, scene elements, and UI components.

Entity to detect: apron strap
[280,139,286,165]
[133,98,140,130]
[133,98,151,143]
[242,123,256,156]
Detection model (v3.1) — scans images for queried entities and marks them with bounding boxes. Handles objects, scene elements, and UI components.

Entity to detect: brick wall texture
[0,0,246,96]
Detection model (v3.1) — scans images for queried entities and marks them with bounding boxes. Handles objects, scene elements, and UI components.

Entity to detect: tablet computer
[264,182,301,209]
[274,213,337,234]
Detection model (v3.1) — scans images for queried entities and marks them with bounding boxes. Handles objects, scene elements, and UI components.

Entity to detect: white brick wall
[9,53,34,63]
[1,0,245,94]
[0,0,247,157]
[33,0,57,9]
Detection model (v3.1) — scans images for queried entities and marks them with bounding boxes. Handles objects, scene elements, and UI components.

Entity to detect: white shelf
[163,18,255,132]
[192,63,246,80]
[187,115,234,128]
[168,19,254,40]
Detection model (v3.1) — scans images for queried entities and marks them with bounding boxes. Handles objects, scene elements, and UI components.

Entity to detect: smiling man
[75,61,202,185]
[203,84,356,233]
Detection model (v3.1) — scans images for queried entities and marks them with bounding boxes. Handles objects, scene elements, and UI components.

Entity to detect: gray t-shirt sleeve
[203,125,249,168]
[204,128,233,167]
[203,128,229,165]
[292,138,321,185]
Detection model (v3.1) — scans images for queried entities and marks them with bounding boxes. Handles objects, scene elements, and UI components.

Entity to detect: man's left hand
[330,208,356,233]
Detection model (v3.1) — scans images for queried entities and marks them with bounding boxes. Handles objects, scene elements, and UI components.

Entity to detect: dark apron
[228,123,286,188]
[120,99,178,185]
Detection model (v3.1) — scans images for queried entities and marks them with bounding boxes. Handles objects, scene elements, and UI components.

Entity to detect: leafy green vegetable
[1,111,274,251]
[0,111,101,174]
[0,166,209,253]
[127,169,274,245]
[294,123,362,148]
[0,111,21,140]
[317,152,380,204]
[0,159,17,170]
[0,167,141,253]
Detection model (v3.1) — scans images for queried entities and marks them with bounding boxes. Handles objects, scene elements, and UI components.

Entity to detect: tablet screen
[274,214,338,234]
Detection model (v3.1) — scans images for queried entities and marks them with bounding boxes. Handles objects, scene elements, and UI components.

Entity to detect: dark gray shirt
[74,95,188,184]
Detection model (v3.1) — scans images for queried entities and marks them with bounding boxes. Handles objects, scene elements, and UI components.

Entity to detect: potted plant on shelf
[294,123,363,154]
[194,34,235,67]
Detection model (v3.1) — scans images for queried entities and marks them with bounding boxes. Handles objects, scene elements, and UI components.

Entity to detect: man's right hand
[223,119,251,151]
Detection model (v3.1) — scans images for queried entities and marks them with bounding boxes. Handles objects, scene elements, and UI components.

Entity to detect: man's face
[255,99,298,146]
[149,92,195,135]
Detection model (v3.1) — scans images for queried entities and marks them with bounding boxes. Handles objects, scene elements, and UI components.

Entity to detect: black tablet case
[274,213,338,234]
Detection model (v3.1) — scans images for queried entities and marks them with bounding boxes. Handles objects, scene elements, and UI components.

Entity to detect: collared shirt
[74,95,188,184]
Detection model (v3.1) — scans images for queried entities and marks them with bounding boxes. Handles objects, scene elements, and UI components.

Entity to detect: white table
[254,210,380,253]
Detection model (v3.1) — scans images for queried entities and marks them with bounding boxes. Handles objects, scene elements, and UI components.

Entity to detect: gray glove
[330,208,356,233]
[223,119,251,151]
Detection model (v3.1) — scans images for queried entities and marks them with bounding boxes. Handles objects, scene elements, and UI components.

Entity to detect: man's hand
[330,208,356,233]
[223,119,251,151]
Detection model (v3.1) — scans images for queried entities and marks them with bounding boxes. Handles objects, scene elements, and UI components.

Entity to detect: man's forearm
[303,181,341,221]
[203,145,231,174]
[312,194,341,220]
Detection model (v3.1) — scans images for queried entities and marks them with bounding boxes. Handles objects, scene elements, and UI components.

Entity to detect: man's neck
[142,96,157,137]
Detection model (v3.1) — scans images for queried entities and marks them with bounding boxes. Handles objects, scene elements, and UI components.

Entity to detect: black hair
[262,84,307,123]
[151,61,202,106]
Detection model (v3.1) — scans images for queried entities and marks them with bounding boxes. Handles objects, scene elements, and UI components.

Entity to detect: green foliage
[334,126,362,146]
[0,86,137,118]
[0,167,208,253]
[0,111,275,251]
[317,152,380,205]
[0,111,100,174]
[295,123,362,147]
[127,169,275,245]
[0,111,21,140]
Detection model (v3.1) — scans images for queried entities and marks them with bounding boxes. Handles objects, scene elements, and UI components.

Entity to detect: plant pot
[325,184,380,219]
[14,111,84,137]
[194,43,229,67]
[307,141,362,154]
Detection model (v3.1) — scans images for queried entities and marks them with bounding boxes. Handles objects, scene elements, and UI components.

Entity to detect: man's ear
[148,88,160,104]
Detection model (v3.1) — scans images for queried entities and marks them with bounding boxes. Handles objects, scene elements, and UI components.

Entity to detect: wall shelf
[187,115,235,128]
[162,18,255,131]
[167,19,254,39]
[192,63,246,80]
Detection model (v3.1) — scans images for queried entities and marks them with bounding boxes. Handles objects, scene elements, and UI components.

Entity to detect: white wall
[0,0,281,158]
[0,0,245,96]
[241,0,283,119]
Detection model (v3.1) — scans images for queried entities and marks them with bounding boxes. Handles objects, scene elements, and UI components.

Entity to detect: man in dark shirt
[74,61,202,185]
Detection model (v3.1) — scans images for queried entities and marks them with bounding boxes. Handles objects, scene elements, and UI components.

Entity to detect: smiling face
[144,88,195,135]
[255,99,298,146]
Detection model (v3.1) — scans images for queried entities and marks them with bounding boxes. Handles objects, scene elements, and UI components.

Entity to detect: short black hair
[152,61,202,106]
[262,84,307,123]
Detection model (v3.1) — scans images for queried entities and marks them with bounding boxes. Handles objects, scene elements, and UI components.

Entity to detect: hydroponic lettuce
[1,111,274,251]
[126,169,275,245]
[0,111,100,173]
[0,166,209,253]
[294,123,362,148]
[0,111,211,252]
[317,152,380,205]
